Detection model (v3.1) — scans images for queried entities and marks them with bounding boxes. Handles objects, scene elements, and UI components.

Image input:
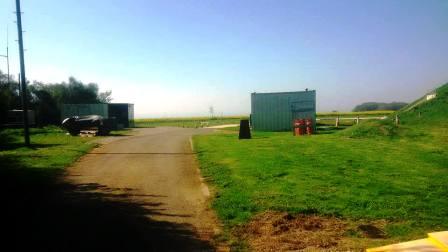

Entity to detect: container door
[290,100,315,122]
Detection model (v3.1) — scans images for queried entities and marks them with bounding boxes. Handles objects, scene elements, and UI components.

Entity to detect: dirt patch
[237,211,389,251]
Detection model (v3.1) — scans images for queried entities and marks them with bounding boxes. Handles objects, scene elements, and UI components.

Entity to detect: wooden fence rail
[316,116,388,127]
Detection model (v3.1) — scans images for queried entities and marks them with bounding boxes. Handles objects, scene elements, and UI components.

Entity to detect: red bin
[293,119,306,136]
[305,118,313,135]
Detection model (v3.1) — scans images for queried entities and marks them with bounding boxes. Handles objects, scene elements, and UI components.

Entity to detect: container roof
[251,90,315,95]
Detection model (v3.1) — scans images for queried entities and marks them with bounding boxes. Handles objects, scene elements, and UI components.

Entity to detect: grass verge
[194,127,447,249]
[0,126,96,171]
[317,110,394,118]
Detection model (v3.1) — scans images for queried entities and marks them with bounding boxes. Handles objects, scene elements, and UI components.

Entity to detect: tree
[28,77,111,125]
[62,77,100,104]
[98,90,113,103]
[1,74,113,126]
[0,70,20,125]
[29,84,59,125]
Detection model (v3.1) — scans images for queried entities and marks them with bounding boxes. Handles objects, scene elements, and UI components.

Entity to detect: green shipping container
[251,90,316,131]
[61,104,108,121]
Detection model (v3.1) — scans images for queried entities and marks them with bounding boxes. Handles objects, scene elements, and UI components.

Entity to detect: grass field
[134,116,246,128]
[194,84,448,249]
[133,112,392,129]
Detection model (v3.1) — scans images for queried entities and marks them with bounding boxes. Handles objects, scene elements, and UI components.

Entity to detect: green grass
[195,132,447,234]
[0,126,96,173]
[134,116,246,128]
[317,110,394,118]
[317,111,393,127]
[194,83,448,246]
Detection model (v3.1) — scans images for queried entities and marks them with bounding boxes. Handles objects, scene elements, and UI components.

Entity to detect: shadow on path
[0,155,214,252]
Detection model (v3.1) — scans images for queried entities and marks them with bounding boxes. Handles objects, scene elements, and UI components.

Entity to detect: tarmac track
[64,127,222,251]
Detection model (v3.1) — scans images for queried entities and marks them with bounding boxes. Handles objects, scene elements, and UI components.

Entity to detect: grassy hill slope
[342,83,448,138]
[399,83,448,125]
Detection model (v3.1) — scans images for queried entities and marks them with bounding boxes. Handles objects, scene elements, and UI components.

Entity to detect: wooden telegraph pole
[15,0,30,146]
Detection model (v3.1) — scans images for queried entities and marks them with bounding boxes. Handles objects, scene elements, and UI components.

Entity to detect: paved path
[65,127,223,251]
[205,124,239,129]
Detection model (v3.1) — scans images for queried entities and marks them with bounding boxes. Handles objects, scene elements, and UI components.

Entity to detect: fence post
[356,116,360,125]
[335,116,340,128]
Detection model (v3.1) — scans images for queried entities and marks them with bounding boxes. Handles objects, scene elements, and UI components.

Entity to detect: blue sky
[0,0,447,117]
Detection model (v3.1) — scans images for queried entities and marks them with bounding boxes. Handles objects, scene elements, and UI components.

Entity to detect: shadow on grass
[0,143,62,151]
[107,129,134,137]
[108,133,131,137]
[0,129,17,149]
[0,155,214,251]
[316,126,350,135]
[0,127,63,150]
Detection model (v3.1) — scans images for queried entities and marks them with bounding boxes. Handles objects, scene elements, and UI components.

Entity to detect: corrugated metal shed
[108,103,134,128]
[251,90,316,131]
[61,104,108,120]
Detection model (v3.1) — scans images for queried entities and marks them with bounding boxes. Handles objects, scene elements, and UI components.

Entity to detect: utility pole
[15,0,30,146]
[0,27,9,84]
[6,26,9,85]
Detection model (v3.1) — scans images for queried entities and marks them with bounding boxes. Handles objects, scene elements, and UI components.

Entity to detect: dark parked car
[61,115,115,136]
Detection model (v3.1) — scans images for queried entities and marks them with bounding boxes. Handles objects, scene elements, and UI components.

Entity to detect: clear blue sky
[1,0,447,117]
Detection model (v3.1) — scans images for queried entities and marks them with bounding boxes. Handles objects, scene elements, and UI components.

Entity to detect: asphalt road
[65,127,222,251]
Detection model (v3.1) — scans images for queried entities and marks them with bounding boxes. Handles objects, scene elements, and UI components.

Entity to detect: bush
[353,102,408,112]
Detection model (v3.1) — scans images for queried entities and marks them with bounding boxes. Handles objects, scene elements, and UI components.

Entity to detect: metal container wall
[61,103,134,128]
[251,90,316,131]
[61,104,108,120]
[6,110,36,126]
[128,104,135,127]
[108,103,134,128]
